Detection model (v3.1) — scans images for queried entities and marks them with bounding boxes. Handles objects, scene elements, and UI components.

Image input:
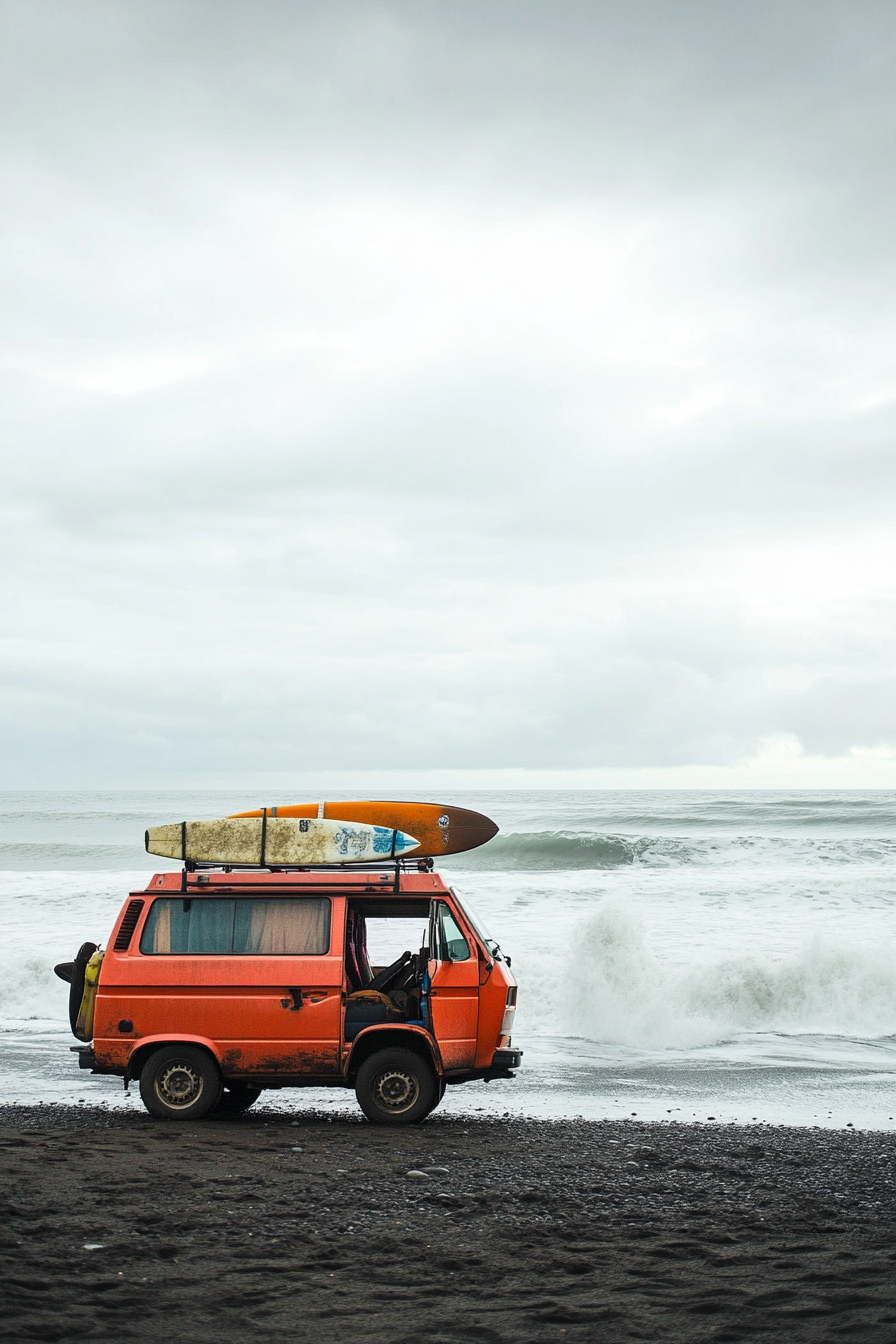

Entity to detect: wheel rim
[372,1067,420,1114]
[155,1061,204,1109]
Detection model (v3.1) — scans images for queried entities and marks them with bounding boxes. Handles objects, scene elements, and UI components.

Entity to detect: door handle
[280,988,303,1011]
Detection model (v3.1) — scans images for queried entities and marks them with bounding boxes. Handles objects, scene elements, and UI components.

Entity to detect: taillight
[500,986,516,1036]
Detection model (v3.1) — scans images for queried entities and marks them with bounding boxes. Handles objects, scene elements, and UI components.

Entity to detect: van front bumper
[444,1046,523,1085]
[490,1047,523,1071]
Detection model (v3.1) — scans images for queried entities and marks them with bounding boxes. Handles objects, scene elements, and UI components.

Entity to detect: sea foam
[560,900,896,1049]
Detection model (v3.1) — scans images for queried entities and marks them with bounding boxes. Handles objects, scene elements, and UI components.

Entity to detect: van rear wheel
[139,1045,222,1120]
[354,1048,437,1125]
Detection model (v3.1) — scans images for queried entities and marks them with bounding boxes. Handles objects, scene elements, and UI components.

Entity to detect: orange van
[58,863,520,1123]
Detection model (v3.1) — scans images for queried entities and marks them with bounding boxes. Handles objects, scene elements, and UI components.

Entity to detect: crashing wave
[443,831,647,870]
[445,830,896,871]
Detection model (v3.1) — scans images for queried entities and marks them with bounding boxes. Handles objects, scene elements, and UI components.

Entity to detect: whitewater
[2,789,895,1128]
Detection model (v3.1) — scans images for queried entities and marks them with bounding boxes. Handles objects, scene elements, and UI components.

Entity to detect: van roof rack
[184,856,434,873]
[178,855,435,894]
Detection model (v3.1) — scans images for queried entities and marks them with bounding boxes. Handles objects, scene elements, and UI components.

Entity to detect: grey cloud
[2,1,896,783]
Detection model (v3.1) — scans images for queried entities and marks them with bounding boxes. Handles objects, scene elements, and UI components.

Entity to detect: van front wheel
[355,1048,437,1125]
[139,1045,222,1120]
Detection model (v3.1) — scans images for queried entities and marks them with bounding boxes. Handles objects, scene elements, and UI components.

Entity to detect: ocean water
[2,789,895,1129]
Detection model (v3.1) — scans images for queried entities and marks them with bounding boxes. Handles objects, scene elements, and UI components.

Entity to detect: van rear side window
[140,898,330,955]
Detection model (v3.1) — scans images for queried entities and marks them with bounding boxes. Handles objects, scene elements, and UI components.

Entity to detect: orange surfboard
[228,801,498,859]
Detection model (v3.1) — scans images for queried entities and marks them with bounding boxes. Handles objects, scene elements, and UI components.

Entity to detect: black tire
[68,942,98,1039]
[421,1076,446,1119]
[212,1083,263,1115]
[139,1045,222,1121]
[354,1048,437,1125]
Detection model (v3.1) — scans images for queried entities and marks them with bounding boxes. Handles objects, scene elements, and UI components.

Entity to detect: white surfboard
[145,817,420,866]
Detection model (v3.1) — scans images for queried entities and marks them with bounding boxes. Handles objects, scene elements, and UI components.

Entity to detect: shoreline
[3,1103,895,1341]
[4,1071,895,1133]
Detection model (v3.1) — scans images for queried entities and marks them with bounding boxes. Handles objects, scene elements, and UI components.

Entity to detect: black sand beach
[2,1104,895,1342]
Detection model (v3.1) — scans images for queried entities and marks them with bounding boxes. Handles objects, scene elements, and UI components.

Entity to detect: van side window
[434,903,471,962]
[140,898,330,955]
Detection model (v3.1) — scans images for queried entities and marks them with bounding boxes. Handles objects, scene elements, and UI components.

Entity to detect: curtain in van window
[140,897,330,954]
[185,900,235,953]
[148,899,171,953]
[142,898,235,954]
[236,899,329,954]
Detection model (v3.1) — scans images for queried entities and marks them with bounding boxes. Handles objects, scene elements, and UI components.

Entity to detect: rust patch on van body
[223,1049,339,1076]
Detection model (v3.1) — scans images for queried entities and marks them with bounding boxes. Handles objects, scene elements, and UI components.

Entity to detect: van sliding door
[133,895,344,1077]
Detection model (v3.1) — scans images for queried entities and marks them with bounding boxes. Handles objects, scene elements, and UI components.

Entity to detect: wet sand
[2,1103,895,1342]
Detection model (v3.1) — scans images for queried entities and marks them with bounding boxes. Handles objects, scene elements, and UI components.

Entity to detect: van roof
[136,869,452,898]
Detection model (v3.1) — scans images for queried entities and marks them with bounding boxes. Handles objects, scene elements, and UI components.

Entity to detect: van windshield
[450,889,501,958]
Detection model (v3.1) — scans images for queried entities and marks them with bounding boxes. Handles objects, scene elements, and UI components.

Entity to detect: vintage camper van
[57,863,520,1124]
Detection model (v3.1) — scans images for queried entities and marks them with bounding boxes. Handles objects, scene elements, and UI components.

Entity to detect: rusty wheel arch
[126,1038,221,1083]
[346,1027,440,1082]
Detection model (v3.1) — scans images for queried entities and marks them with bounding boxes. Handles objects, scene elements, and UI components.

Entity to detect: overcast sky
[2,0,895,788]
